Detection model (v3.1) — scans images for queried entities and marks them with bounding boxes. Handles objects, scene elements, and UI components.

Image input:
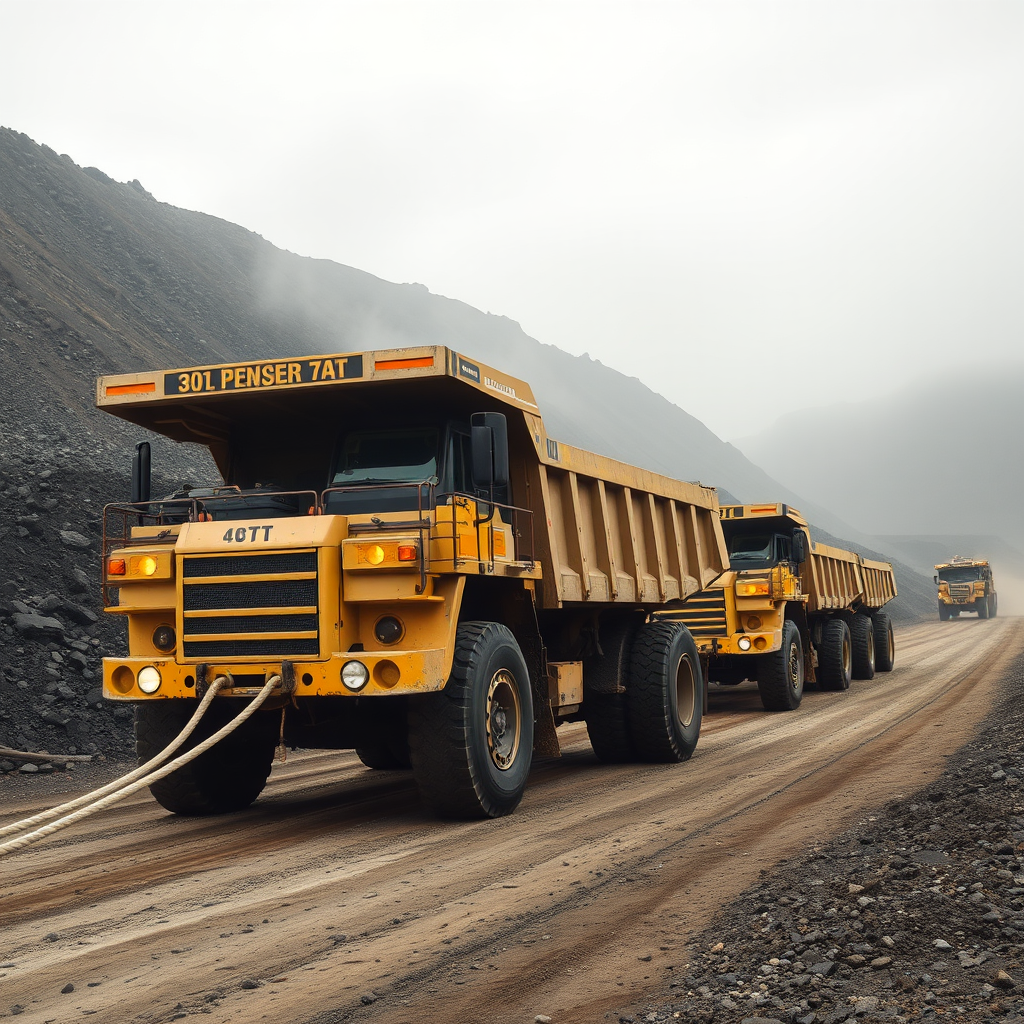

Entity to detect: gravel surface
[624,649,1024,1024]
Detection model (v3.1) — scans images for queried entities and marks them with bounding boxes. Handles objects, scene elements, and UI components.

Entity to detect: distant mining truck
[95,345,728,820]
[935,557,997,620]
[659,504,897,712]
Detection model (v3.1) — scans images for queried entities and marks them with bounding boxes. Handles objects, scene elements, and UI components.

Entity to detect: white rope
[0,676,280,858]
[0,677,228,839]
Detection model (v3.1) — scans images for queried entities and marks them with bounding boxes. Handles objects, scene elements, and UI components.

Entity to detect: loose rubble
[627,654,1024,1024]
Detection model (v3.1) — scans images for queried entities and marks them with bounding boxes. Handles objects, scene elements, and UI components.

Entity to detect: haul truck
[935,557,997,620]
[96,346,728,819]
[661,504,896,712]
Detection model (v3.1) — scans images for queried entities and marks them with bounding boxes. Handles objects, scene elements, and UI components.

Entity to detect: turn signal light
[736,580,770,597]
[398,545,417,561]
[107,558,126,576]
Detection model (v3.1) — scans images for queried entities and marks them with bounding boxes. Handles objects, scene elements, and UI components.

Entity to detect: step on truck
[96,346,728,819]
[935,557,997,620]
[660,504,897,712]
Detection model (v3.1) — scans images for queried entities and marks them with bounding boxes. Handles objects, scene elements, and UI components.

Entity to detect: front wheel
[938,602,951,622]
[136,698,277,815]
[977,598,990,620]
[989,594,998,618]
[408,622,534,819]
[627,621,702,762]
[756,620,804,712]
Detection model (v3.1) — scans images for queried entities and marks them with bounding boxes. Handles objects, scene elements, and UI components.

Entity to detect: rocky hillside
[0,127,935,765]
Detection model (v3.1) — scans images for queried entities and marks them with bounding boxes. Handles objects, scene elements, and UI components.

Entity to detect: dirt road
[2,618,1018,1024]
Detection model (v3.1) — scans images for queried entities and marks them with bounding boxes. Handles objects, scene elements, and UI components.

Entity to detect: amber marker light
[397,545,417,561]
[136,555,159,576]
[107,558,126,576]
[736,580,771,597]
[105,382,156,395]
[374,356,434,371]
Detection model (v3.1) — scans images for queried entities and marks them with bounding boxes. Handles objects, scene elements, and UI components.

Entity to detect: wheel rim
[674,656,696,727]
[887,626,894,662]
[842,636,851,677]
[486,669,521,771]
[867,626,876,670]
[788,641,802,694]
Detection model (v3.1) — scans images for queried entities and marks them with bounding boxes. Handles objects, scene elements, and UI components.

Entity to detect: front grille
[181,549,319,660]
[183,552,317,577]
[949,584,974,600]
[672,589,728,638]
[183,580,317,611]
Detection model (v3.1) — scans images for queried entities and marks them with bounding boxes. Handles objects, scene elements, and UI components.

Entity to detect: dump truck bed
[806,543,897,613]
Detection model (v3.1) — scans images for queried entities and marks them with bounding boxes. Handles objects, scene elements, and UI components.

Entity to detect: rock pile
[630,657,1024,1024]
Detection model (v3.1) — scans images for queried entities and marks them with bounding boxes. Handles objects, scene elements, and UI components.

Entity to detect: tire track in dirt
[0,619,1016,1024]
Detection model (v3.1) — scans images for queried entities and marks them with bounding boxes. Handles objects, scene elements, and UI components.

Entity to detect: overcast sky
[3,1,1022,439]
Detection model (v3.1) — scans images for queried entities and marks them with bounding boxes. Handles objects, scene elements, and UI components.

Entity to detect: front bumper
[103,648,447,701]
[692,630,783,656]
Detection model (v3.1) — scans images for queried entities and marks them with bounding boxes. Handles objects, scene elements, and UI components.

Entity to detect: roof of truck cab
[96,346,538,442]
[935,557,991,570]
[719,503,809,528]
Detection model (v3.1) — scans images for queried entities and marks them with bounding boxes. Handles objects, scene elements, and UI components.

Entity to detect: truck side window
[776,534,791,563]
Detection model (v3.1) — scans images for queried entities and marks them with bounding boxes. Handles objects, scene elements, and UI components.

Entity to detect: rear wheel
[136,698,277,815]
[756,620,804,712]
[408,622,533,818]
[871,611,895,672]
[627,621,702,762]
[584,618,639,763]
[818,618,852,691]
[850,613,876,680]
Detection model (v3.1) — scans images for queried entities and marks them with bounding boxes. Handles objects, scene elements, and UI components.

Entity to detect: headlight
[373,616,405,645]
[138,666,162,694]
[737,636,752,651]
[152,624,176,652]
[341,660,370,691]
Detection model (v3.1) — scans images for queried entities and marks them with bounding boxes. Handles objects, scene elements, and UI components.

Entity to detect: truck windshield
[331,429,440,487]
[939,567,982,583]
[728,533,774,563]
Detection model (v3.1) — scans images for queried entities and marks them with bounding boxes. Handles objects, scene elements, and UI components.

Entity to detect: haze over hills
[0,126,932,621]
[736,375,1024,613]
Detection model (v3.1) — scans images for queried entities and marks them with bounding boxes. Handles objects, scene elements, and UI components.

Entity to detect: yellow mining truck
[96,346,728,819]
[935,557,997,620]
[661,504,897,712]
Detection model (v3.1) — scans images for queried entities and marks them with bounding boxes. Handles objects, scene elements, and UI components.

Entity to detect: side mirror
[470,412,509,489]
[131,441,151,504]
[933,575,940,585]
[792,531,807,564]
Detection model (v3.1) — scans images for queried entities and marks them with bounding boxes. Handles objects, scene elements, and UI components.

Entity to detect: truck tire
[989,594,998,618]
[584,618,639,763]
[871,611,895,672]
[977,598,990,619]
[627,621,702,762]
[136,698,277,815]
[850,613,876,680]
[938,602,951,622]
[818,618,852,691]
[756,619,804,712]
[408,622,534,818]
